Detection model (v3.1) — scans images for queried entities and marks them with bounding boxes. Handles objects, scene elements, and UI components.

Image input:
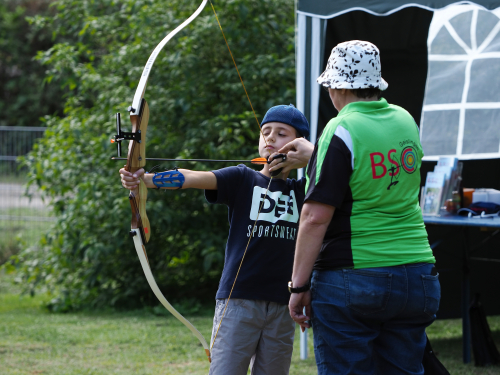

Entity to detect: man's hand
[120,167,145,190]
[269,138,313,174]
[289,291,311,332]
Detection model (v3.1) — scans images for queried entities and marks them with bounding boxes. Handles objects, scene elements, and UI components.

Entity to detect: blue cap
[261,104,310,139]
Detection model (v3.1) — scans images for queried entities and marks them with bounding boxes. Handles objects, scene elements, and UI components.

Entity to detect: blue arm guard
[152,169,185,189]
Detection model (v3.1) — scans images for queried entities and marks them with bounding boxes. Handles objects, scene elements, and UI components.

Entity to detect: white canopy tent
[296,0,500,160]
[422,5,500,159]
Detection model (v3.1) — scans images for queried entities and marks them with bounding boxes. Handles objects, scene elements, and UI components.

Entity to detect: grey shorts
[209,298,295,375]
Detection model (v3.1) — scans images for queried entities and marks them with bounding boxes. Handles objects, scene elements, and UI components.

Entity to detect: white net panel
[421,4,500,160]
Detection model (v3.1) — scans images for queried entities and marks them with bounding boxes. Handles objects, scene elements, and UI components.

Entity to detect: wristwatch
[288,281,310,293]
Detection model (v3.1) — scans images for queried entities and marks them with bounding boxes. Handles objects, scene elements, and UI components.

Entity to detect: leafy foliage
[0,0,63,128]
[14,0,296,310]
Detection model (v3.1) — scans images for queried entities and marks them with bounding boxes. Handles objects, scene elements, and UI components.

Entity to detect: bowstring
[208,0,268,147]
[210,177,272,349]
[208,0,276,351]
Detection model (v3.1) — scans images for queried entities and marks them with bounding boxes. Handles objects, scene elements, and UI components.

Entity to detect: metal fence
[0,126,55,255]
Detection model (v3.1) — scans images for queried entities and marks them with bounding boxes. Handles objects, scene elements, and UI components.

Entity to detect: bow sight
[111,101,146,158]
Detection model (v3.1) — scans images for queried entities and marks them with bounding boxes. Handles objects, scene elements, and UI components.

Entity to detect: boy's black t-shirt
[205,165,306,305]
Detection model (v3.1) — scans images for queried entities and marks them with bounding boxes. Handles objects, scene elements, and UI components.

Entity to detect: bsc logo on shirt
[369,144,417,190]
[249,187,299,224]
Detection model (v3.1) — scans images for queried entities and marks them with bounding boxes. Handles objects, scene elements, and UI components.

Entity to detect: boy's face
[259,122,298,159]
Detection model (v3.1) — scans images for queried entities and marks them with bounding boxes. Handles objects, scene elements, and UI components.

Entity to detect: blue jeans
[310,263,440,375]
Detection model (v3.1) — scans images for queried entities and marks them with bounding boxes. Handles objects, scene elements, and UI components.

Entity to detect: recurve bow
[116,0,212,363]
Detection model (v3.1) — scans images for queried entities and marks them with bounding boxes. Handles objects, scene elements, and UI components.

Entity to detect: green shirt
[305,98,435,269]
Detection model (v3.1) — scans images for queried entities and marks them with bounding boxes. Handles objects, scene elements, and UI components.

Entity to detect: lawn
[1,271,499,375]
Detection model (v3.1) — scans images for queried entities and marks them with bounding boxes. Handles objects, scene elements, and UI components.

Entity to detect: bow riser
[126,99,149,173]
[128,183,150,243]
[125,98,151,243]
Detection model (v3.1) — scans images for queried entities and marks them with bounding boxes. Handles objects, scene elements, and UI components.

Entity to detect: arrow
[111,156,269,165]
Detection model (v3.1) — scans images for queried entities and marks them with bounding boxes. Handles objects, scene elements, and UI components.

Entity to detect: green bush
[14,0,295,310]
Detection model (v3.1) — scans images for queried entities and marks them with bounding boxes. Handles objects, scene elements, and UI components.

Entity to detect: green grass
[0,271,499,374]
[427,319,500,374]
[0,207,53,217]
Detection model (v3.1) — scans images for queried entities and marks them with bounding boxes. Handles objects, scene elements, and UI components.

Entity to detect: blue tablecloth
[423,215,500,228]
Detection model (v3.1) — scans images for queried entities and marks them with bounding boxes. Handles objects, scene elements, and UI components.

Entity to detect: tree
[0,0,62,128]
[15,0,296,311]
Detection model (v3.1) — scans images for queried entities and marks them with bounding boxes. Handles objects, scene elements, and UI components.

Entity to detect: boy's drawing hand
[120,167,145,190]
[269,138,313,174]
[289,291,311,332]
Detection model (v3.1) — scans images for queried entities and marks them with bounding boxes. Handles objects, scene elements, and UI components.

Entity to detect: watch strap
[288,281,310,293]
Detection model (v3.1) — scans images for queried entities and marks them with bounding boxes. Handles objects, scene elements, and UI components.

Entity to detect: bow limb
[129,0,208,116]
[131,229,212,362]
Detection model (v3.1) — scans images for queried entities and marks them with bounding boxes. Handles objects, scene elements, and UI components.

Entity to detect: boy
[120,104,312,375]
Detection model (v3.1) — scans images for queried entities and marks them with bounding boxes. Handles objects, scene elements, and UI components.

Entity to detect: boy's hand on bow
[120,167,145,190]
